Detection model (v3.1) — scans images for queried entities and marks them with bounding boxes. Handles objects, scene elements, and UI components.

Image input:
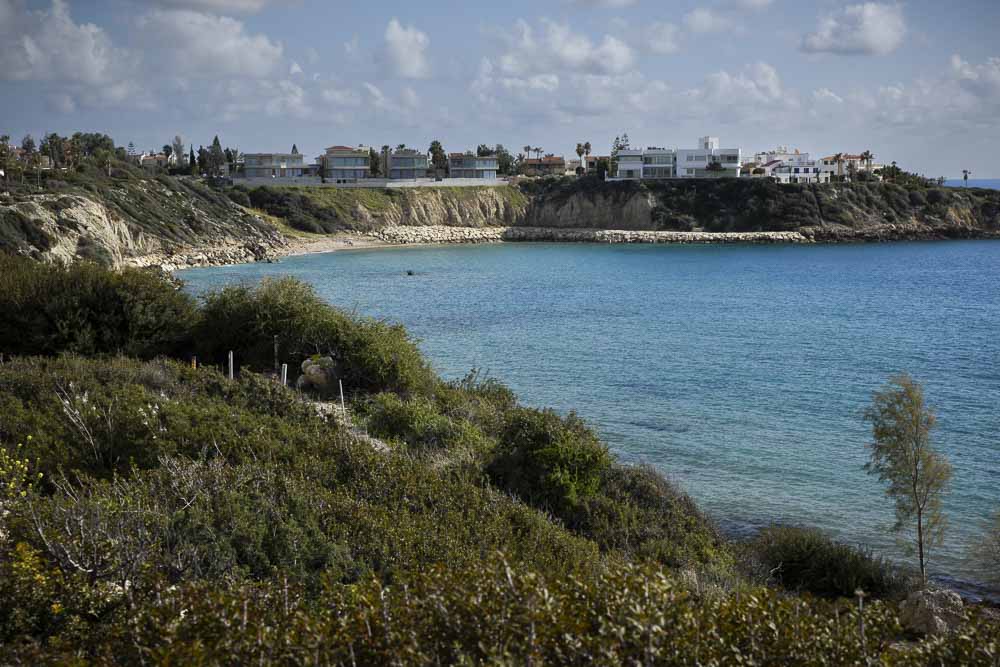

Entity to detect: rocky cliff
[1,176,285,269]
[516,177,1000,240]
[4,173,999,268]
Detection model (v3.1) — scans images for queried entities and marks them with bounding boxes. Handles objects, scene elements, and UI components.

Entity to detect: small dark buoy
[406,270,415,276]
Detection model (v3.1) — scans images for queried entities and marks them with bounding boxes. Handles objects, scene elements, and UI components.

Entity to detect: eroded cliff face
[1,189,286,270]
[320,187,529,230]
[515,179,1000,239]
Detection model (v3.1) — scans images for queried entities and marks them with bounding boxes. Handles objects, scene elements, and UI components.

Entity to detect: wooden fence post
[273,335,279,376]
[339,379,347,422]
[228,351,234,380]
[281,363,288,387]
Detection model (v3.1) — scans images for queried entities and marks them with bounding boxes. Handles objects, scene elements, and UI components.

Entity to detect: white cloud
[137,9,284,78]
[400,86,421,109]
[950,54,1000,100]
[735,0,773,10]
[321,85,362,107]
[644,21,680,55]
[145,0,278,12]
[289,61,302,75]
[812,87,844,105]
[0,0,151,111]
[0,0,126,84]
[567,0,638,7]
[493,19,635,77]
[801,3,905,56]
[701,62,785,104]
[684,8,732,33]
[344,35,361,60]
[384,18,430,79]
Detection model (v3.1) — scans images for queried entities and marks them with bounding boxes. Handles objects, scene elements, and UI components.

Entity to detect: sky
[1,0,999,177]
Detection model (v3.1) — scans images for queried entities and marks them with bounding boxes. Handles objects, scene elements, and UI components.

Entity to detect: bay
[180,240,1000,595]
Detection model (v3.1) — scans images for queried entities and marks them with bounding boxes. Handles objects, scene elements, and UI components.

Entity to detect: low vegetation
[0,256,997,663]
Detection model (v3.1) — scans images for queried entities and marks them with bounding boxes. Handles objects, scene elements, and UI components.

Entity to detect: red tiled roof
[326,145,357,151]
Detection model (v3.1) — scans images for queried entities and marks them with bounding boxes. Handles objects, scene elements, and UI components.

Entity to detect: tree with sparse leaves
[864,374,952,585]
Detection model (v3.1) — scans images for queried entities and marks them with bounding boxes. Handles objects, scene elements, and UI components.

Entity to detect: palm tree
[962,169,972,187]
[861,150,874,174]
[523,145,531,160]
[584,141,592,173]
[533,147,543,161]
[576,143,585,172]
[834,152,845,182]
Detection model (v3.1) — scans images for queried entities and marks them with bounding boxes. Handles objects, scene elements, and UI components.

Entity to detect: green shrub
[0,254,198,358]
[488,407,611,515]
[7,554,997,665]
[927,188,951,206]
[226,186,251,208]
[364,393,488,453]
[749,525,913,600]
[570,464,726,567]
[195,277,434,396]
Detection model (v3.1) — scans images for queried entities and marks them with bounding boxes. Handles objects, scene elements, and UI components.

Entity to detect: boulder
[899,588,965,636]
[298,356,338,393]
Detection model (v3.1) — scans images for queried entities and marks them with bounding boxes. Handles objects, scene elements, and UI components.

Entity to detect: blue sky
[2,0,998,176]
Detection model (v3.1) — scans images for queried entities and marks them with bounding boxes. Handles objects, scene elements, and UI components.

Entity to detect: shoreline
[162,224,1000,272]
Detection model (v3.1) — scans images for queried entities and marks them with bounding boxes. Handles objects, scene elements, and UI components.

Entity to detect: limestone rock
[298,356,337,393]
[899,588,965,636]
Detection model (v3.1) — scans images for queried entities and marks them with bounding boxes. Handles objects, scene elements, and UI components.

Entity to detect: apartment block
[243,150,308,179]
[448,152,499,179]
[321,145,370,182]
[381,147,430,180]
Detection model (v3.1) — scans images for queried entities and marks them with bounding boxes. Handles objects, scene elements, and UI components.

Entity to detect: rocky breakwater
[371,225,810,245]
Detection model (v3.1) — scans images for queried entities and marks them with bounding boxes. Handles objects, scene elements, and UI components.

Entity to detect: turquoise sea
[180,241,1000,598]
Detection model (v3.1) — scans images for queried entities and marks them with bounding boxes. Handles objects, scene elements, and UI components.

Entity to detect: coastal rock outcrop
[1,187,286,270]
[899,589,966,636]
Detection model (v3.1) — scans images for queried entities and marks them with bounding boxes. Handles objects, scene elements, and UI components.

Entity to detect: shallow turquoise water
[180,241,1000,592]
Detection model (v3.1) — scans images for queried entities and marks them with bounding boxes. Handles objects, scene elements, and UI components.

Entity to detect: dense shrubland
[0,255,997,663]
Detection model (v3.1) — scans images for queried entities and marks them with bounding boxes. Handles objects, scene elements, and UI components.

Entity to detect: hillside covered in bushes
[0,160,283,267]
[1,255,998,663]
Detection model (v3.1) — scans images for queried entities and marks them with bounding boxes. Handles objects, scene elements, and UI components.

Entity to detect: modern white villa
[321,145,371,182]
[243,148,312,179]
[612,137,741,180]
[382,147,430,180]
[447,152,499,179]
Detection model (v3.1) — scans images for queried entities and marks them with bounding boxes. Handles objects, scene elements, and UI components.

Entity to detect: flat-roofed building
[321,145,370,182]
[675,136,741,178]
[448,152,498,179]
[243,149,307,179]
[382,147,430,179]
[521,156,565,177]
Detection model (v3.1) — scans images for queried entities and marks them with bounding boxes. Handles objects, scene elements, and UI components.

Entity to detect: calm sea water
[945,178,1000,190]
[180,241,1000,595]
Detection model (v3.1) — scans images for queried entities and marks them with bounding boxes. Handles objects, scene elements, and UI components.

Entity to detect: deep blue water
[945,178,1000,190]
[179,241,1000,594]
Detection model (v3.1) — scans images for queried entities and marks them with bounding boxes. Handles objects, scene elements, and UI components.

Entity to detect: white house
[611,137,738,180]
[675,137,741,178]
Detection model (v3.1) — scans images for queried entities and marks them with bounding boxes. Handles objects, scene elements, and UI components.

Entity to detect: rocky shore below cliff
[369,225,811,246]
